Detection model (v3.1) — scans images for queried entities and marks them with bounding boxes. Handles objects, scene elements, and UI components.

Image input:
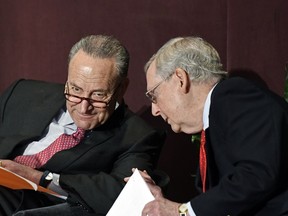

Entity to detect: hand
[126,168,156,184]
[124,168,155,184]
[125,168,159,194]
[142,197,181,216]
[125,168,181,216]
[0,159,42,184]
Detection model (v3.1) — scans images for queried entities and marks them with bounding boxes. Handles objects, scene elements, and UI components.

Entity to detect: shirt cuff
[187,201,197,216]
[47,173,68,199]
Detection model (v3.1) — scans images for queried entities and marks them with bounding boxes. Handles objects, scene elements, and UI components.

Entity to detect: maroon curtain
[0,0,287,201]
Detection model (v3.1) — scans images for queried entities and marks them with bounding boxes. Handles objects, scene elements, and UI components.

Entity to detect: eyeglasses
[145,73,173,104]
[64,82,121,109]
[146,73,174,104]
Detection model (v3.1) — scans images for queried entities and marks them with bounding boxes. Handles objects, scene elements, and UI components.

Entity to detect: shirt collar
[202,83,218,130]
[55,109,75,127]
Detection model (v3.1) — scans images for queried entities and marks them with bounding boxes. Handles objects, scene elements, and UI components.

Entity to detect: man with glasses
[0,35,164,215]
[139,36,288,215]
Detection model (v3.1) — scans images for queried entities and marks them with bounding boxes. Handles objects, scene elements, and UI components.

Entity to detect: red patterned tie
[14,128,85,169]
[199,129,207,192]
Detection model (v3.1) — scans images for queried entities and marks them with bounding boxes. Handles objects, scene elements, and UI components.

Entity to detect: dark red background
[1,0,287,201]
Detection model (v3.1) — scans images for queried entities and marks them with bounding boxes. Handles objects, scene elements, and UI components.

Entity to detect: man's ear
[174,68,190,93]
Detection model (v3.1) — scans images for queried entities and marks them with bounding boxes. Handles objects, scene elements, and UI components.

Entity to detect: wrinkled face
[146,61,183,133]
[66,50,121,130]
[146,60,205,134]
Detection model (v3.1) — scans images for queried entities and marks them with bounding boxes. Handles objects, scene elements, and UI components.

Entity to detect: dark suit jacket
[0,79,164,215]
[191,77,288,216]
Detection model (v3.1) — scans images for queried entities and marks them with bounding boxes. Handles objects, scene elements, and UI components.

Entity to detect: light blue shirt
[23,109,77,155]
[24,109,76,198]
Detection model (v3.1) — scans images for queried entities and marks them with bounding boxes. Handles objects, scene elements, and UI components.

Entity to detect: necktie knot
[72,127,85,140]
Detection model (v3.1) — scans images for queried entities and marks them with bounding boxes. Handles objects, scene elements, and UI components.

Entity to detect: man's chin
[170,125,181,133]
[76,120,98,130]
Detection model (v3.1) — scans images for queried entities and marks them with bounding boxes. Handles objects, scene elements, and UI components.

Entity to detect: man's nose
[79,99,93,112]
[151,103,161,116]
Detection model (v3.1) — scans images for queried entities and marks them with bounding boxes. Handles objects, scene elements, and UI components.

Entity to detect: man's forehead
[76,66,93,73]
[69,56,117,79]
[146,61,161,85]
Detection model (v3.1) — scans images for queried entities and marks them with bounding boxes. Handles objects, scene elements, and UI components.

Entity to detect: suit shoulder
[125,108,154,129]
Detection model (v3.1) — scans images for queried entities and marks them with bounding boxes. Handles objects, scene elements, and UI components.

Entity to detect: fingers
[142,199,181,216]
[142,199,161,216]
[0,159,14,170]
[149,184,163,198]
[124,168,137,182]
[125,168,156,184]
[141,200,152,216]
[0,159,9,168]
[138,169,156,185]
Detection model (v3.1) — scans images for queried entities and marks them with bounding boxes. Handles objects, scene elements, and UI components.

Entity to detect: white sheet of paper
[106,168,155,216]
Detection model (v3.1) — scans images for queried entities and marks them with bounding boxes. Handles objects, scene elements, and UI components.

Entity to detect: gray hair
[68,35,129,78]
[145,36,227,83]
